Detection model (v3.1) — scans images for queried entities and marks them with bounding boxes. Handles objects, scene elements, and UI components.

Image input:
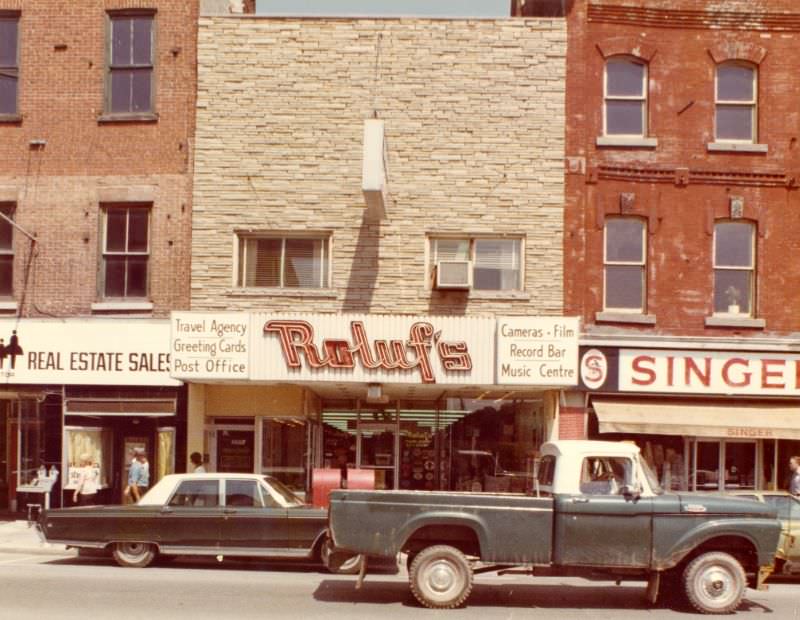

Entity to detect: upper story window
[101,205,150,299]
[604,218,646,312]
[715,62,756,143]
[431,237,521,291]
[604,57,647,137]
[0,204,13,297]
[0,14,19,117]
[107,12,154,116]
[713,221,755,316]
[237,235,330,289]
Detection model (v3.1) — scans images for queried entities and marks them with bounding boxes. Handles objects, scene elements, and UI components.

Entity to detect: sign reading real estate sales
[496,317,579,385]
[170,313,250,379]
[0,319,178,386]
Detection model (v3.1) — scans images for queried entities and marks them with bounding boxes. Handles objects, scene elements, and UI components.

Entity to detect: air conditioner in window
[435,260,473,290]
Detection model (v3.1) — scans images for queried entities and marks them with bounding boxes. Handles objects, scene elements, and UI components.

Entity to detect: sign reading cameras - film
[171,313,249,379]
[496,317,580,385]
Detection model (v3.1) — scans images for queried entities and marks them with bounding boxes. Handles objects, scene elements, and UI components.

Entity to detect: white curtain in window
[434,239,470,262]
[285,239,326,288]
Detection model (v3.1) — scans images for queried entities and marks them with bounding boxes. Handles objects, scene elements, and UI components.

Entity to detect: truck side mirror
[621,484,641,502]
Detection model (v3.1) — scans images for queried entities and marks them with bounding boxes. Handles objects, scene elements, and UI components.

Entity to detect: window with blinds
[431,238,521,291]
[238,236,329,289]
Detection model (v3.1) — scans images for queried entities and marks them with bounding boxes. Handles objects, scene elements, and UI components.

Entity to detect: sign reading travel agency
[170,313,249,379]
[496,317,579,385]
[0,319,178,386]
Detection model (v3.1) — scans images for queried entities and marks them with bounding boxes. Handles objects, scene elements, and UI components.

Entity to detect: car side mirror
[621,484,641,502]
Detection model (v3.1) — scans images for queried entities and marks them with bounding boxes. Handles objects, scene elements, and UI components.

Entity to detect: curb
[0,545,76,557]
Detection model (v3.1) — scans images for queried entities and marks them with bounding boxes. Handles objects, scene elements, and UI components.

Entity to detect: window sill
[705,316,766,329]
[707,142,768,153]
[596,136,658,149]
[595,311,656,325]
[467,290,531,300]
[0,301,17,312]
[97,112,159,124]
[0,114,22,124]
[226,288,339,299]
[91,301,154,313]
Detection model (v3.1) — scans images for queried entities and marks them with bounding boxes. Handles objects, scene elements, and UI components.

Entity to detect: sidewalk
[0,520,75,556]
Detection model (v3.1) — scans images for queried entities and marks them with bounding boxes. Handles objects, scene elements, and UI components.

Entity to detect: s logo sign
[580,349,607,390]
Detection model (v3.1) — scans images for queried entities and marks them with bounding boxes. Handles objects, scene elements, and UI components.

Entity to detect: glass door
[357,406,398,490]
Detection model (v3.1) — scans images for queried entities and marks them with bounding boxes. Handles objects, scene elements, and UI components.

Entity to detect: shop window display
[261,418,308,494]
[64,427,112,490]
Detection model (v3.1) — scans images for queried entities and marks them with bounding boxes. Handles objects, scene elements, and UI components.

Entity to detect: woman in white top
[73,453,99,506]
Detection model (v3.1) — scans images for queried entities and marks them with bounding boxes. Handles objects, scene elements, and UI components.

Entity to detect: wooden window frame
[715,61,757,144]
[102,10,157,120]
[603,217,646,313]
[603,56,647,138]
[0,12,20,120]
[99,204,151,300]
[713,220,755,317]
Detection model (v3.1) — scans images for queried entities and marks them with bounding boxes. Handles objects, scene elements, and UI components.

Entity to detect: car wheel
[112,541,156,568]
[409,545,473,609]
[320,538,363,575]
[683,551,746,614]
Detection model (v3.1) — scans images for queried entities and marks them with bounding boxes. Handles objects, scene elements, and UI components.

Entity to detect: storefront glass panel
[260,418,308,495]
[0,402,8,509]
[19,400,46,486]
[157,428,175,483]
[64,427,113,490]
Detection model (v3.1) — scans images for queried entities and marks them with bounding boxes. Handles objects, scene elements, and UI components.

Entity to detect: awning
[592,399,800,440]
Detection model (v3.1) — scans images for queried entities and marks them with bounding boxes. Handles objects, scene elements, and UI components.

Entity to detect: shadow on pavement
[46,554,399,575]
[313,579,773,614]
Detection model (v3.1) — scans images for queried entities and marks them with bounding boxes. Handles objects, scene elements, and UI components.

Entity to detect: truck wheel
[683,551,746,614]
[409,545,473,609]
[112,541,156,568]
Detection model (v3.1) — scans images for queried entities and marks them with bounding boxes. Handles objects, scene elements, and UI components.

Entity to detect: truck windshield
[639,458,664,495]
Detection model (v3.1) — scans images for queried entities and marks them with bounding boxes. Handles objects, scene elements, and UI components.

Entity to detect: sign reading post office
[496,317,579,385]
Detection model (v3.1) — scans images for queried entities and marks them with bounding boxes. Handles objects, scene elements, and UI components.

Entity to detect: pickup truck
[329,440,781,614]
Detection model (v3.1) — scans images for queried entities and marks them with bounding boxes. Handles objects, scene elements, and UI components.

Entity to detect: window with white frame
[713,221,755,316]
[237,236,330,288]
[431,237,521,290]
[101,205,149,298]
[604,218,646,312]
[0,204,13,297]
[715,62,756,143]
[604,57,647,137]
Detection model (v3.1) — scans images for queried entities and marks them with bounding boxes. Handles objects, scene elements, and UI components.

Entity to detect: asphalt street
[1,551,799,620]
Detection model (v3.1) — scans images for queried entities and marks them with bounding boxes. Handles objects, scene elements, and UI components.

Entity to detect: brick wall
[0,1,196,316]
[193,17,566,317]
[565,0,800,336]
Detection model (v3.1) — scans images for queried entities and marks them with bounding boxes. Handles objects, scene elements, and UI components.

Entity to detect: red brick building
[0,1,196,511]
[563,0,800,493]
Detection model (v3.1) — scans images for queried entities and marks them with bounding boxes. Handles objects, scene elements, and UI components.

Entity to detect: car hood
[675,492,777,518]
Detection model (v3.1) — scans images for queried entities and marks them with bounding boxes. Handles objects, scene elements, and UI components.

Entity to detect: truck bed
[329,489,554,564]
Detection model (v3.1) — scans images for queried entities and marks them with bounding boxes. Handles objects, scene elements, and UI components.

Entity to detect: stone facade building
[182,10,573,497]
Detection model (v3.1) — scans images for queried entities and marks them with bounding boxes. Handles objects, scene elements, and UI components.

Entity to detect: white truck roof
[542,440,641,458]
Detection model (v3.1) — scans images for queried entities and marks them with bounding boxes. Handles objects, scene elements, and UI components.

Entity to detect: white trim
[596,136,658,148]
[91,301,153,312]
[603,56,648,139]
[708,142,767,153]
[714,61,757,143]
[580,331,800,351]
[704,316,766,329]
[595,311,656,325]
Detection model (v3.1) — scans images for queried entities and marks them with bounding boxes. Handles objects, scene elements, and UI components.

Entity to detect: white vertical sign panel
[496,316,579,386]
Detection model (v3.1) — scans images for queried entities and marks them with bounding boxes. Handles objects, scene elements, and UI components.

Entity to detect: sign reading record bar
[496,317,579,386]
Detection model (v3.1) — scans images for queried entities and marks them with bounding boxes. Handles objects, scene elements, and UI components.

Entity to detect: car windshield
[639,457,664,495]
[263,476,304,507]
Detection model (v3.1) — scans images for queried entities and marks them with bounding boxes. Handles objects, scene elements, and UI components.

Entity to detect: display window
[260,417,309,495]
[63,427,113,490]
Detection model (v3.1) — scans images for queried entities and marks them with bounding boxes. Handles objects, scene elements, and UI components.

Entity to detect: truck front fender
[397,511,490,557]
[655,517,780,571]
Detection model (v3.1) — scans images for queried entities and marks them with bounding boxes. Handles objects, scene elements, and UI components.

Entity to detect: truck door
[554,455,653,568]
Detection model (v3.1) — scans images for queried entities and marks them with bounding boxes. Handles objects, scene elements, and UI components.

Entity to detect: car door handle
[572,497,590,504]
[224,508,237,514]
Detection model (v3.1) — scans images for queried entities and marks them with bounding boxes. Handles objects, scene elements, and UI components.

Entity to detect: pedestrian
[128,449,150,502]
[72,453,98,506]
[790,456,800,497]
[190,451,206,473]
